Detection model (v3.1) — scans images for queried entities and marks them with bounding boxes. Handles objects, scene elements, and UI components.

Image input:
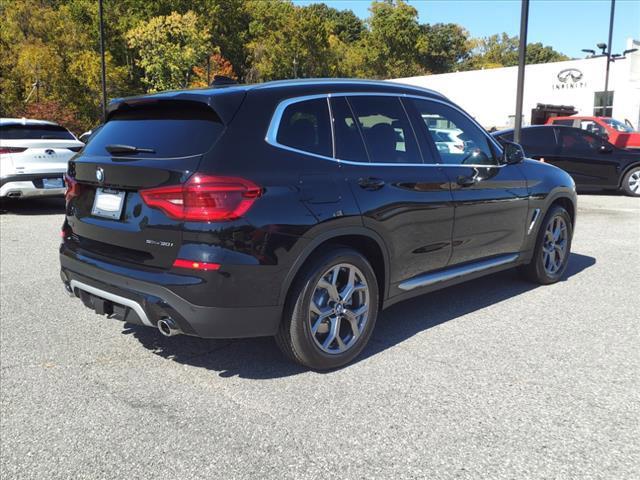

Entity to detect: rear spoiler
[107,89,247,125]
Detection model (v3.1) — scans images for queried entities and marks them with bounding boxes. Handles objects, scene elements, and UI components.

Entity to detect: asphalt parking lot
[1,194,638,480]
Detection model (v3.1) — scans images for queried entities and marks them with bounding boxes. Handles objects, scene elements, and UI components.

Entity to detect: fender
[278,226,391,306]
[521,185,577,260]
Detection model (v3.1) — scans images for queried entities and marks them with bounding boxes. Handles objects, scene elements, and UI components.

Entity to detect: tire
[621,166,640,197]
[276,247,379,370]
[519,205,573,284]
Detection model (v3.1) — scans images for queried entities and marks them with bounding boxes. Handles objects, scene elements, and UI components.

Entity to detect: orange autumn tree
[191,53,237,87]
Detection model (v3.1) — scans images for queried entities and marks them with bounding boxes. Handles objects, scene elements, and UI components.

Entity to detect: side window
[580,120,606,138]
[410,99,497,166]
[330,97,369,163]
[347,96,422,164]
[519,128,556,150]
[558,128,601,154]
[276,98,332,157]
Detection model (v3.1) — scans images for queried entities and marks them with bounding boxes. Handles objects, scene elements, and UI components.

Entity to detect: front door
[407,97,529,266]
[548,127,620,189]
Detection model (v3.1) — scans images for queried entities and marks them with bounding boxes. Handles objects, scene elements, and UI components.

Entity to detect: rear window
[1,124,75,140]
[83,102,223,158]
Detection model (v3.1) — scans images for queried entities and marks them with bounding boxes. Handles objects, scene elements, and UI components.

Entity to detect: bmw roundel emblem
[96,167,104,183]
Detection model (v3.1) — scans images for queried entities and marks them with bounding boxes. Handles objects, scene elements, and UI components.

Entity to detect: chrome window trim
[265,91,506,169]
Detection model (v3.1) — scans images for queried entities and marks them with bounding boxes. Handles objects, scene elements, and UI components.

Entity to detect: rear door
[549,127,620,188]
[333,95,454,288]
[67,101,225,269]
[409,98,529,266]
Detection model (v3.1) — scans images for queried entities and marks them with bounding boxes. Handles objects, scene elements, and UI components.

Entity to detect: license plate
[43,178,63,189]
[92,188,126,219]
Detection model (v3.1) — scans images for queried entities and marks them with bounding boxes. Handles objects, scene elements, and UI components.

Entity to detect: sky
[292,0,640,59]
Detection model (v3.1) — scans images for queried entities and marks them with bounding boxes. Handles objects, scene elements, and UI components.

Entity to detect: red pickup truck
[546,116,640,149]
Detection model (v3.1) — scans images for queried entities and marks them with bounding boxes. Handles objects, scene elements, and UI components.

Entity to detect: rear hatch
[66,100,227,269]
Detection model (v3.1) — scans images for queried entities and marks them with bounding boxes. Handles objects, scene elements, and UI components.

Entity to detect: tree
[304,3,365,43]
[245,1,334,81]
[463,33,569,70]
[359,0,426,78]
[126,11,211,91]
[419,23,471,73]
[526,42,570,65]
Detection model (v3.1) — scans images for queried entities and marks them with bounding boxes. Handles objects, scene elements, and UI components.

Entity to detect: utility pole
[513,0,529,144]
[98,0,107,123]
[603,0,616,116]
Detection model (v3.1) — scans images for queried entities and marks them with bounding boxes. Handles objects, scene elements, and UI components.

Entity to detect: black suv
[61,79,577,369]
[493,125,640,196]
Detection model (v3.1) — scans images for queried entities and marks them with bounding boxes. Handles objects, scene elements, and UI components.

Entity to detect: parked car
[546,115,640,150]
[1,118,84,199]
[493,125,640,197]
[430,128,465,153]
[60,79,577,370]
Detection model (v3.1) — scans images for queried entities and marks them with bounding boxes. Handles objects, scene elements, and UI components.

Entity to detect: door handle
[358,177,385,191]
[456,175,477,187]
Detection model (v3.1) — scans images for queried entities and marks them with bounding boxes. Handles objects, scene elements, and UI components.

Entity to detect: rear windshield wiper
[105,144,155,154]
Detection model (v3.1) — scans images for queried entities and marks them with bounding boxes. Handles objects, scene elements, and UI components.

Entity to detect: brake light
[172,259,221,271]
[0,147,27,155]
[64,174,83,204]
[140,174,262,222]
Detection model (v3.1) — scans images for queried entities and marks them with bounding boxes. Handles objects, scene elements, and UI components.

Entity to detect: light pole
[602,0,615,114]
[98,0,107,123]
[513,0,529,144]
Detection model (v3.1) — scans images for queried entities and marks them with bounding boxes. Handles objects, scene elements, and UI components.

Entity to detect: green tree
[245,1,334,81]
[126,11,211,92]
[419,23,471,74]
[359,0,426,78]
[526,42,570,65]
[464,33,569,70]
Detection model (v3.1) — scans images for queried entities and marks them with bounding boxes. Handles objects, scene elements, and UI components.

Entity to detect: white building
[393,38,640,130]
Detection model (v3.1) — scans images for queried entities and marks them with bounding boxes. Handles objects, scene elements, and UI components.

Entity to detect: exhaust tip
[157,318,181,337]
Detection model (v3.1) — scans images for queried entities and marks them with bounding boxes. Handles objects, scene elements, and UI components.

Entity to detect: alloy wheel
[628,170,640,194]
[309,263,370,354]
[542,215,568,275]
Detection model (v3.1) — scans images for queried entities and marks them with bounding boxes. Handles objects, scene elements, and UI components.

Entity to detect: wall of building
[392,39,640,130]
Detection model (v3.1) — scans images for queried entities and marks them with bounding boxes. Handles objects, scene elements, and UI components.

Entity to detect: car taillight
[0,147,27,155]
[140,174,262,222]
[172,259,221,271]
[64,174,83,204]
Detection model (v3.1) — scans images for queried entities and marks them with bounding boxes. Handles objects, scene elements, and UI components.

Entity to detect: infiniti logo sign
[553,68,586,90]
[96,167,105,183]
[557,68,583,83]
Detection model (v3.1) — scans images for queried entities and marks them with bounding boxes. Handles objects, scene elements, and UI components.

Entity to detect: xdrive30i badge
[145,239,174,247]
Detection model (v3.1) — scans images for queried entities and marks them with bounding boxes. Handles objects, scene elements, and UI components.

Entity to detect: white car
[0,118,84,199]
[431,128,465,154]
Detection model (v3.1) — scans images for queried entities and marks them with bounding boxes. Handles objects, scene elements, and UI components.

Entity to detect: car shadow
[0,197,65,215]
[126,252,596,379]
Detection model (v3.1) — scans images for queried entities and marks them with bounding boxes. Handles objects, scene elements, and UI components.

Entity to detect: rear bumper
[0,173,65,198]
[60,251,283,339]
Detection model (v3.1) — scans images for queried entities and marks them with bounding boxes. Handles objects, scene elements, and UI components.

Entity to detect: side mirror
[502,141,525,164]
